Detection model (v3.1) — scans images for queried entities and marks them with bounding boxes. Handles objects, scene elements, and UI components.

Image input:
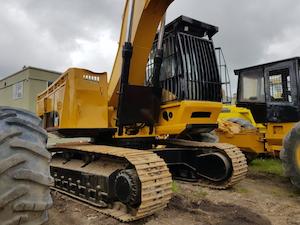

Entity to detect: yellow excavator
[216,57,300,188]
[36,0,247,221]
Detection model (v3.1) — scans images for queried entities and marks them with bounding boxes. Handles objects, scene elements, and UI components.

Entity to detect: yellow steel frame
[217,105,264,154]
[37,68,109,129]
[36,67,222,137]
[219,105,257,127]
[265,122,295,153]
[156,101,222,135]
[217,105,297,155]
[218,130,265,154]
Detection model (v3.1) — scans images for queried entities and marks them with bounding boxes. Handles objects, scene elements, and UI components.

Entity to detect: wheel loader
[35,0,247,222]
[216,57,300,188]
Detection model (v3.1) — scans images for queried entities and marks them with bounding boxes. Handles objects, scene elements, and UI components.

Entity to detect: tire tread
[0,107,52,225]
[281,122,300,188]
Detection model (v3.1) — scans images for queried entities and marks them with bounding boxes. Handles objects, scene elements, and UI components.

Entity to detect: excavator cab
[117,16,222,137]
[236,57,300,123]
[146,16,221,103]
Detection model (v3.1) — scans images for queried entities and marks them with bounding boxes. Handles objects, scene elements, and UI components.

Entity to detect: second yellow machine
[36,0,247,221]
[216,57,300,160]
[216,57,300,188]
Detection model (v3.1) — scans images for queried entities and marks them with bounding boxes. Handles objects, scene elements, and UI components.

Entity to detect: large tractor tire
[0,107,53,225]
[281,122,300,188]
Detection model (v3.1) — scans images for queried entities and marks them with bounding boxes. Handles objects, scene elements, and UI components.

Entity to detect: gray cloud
[1,0,300,93]
[0,0,123,77]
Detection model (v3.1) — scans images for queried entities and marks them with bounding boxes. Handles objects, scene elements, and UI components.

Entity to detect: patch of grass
[270,188,285,197]
[235,187,249,194]
[172,181,180,193]
[268,185,300,198]
[193,188,208,198]
[249,158,284,176]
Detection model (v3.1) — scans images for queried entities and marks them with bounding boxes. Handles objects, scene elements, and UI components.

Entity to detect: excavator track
[160,139,248,189]
[48,143,173,222]
[48,139,247,221]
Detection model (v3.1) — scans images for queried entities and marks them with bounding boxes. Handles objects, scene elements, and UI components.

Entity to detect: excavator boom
[108,0,173,107]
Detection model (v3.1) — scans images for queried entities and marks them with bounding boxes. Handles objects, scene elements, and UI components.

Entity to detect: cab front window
[238,69,265,103]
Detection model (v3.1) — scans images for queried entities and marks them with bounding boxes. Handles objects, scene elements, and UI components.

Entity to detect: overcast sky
[1,0,300,93]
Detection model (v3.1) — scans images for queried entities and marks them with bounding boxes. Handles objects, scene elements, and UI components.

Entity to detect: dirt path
[46,170,300,225]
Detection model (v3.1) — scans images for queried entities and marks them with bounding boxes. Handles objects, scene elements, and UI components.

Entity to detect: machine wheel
[281,122,300,188]
[114,169,141,206]
[227,118,255,129]
[0,107,53,225]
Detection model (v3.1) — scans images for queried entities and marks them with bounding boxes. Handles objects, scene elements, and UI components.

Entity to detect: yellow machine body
[218,105,257,127]
[265,122,295,154]
[35,1,249,220]
[156,101,221,135]
[37,67,222,137]
[217,105,265,154]
[37,68,109,129]
[217,125,265,155]
[217,105,295,156]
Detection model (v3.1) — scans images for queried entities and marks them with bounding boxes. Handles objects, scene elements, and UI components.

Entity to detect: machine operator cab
[117,16,223,136]
[146,15,221,103]
[236,57,300,123]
